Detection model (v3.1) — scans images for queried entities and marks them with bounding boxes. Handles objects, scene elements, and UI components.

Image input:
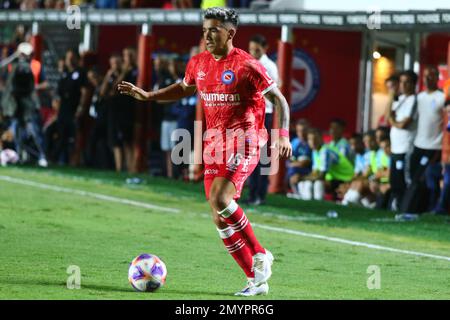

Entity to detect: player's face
[363,135,376,150]
[295,124,307,140]
[399,75,415,95]
[65,51,76,68]
[248,41,266,60]
[110,56,121,71]
[423,67,439,90]
[202,19,234,54]
[381,141,391,155]
[329,122,343,139]
[307,133,321,150]
[350,138,363,153]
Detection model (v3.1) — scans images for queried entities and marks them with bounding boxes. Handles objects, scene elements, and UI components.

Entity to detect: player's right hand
[117,81,149,101]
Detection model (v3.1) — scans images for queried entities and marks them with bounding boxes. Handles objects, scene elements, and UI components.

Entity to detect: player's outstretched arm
[264,86,293,159]
[117,81,196,102]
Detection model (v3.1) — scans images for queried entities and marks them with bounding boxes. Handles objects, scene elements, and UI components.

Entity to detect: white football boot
[252,249,274,286]
[234,281,269,297]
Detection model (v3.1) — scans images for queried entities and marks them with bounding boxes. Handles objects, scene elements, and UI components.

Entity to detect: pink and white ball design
[128,254,167,292]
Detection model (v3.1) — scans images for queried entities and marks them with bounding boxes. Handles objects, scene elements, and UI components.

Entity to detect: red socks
[218,200,265,256]
[217,226,254,278]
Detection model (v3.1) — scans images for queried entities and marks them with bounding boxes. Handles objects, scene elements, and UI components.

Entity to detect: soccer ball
[128,253,167,292]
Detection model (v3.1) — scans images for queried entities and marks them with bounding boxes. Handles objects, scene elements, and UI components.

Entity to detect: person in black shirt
[102,49,137,172]
[53,49,88,164]
[85,68,113,169]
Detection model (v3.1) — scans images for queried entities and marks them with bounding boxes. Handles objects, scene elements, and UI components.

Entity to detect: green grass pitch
[0,166,449,299]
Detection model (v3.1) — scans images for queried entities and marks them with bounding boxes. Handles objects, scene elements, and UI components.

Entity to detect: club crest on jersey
[197,70,206,80]
[221,70,235,85]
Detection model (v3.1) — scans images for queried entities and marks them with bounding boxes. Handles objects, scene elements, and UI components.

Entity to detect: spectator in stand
[408,66,446,212]
[85,68,113,169]
[374,126,389,146]
[117,47,138,172]
[327,118,351,161]
[53,48,89,165]
[95,0,118,8]
[201,0,225,9]
[11,25,26,47]
[286,119,311,198]
[101,50,137,172]
[342,134,390,209]
[174,47,199,144]
[153,55,178,178]
[1,44,48,167]
[298,128,353,201]
[362,131,379,178]
[350,133,367,177]
[386,70,417,211]
[20,0,37,10]
[55,0,65,9]
[246,34,280,205]
[169,55,195,179]
[42,0,56,9]
[1,0,20,9]
[378,74,400,127]
[340,133,374,207]
[370,138,391,209]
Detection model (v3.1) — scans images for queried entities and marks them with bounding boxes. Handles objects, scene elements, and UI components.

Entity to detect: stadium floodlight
[372,51,382,59]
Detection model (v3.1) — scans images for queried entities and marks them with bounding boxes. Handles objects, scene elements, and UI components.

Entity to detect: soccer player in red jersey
[118,7,292,296]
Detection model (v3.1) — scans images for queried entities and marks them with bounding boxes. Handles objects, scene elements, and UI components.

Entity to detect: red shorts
[203,145,260,200]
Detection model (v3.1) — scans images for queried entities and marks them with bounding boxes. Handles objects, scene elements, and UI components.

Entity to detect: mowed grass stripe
[1,173,450,263]
[0,176,450,299]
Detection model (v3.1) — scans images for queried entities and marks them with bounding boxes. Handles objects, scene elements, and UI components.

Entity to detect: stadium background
[0,1,450,301]
[1,5,448,187]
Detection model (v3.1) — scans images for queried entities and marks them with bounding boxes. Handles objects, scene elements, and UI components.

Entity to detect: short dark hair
[350,133,363,140]
[424,65,439,75]
[250,34,267,47]
[307,127,322,137]
[110,53,122,60]
[363,130,375,139]
[295,118,309,127]
[65,48,80,60]
[203,7,239,28]
[330,118,346,128]
[385,73,399,83]
[399,70,418,85]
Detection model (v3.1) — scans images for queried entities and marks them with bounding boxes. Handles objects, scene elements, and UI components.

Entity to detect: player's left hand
[272,136,292,159]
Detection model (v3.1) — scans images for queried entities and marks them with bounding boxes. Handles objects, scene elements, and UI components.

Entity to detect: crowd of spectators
[0,30,197,177]
[286,68,450,214]
[0,0,260,10]
[0,27,449,215]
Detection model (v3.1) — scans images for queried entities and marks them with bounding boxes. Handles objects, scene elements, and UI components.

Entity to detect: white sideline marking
[1,174,449,262]
[0,175,180,214]
[253,224,450,262]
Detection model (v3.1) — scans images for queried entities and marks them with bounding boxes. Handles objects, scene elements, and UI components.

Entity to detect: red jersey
[184,48,276,151]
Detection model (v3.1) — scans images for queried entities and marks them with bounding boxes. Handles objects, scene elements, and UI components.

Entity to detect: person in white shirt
[386,70,418,210]
[246,34,280,205]
[409,66,446,211]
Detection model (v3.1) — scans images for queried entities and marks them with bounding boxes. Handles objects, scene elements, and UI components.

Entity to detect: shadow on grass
[0,278,234,298]
[0,278,130,293]
[161,288,233,298]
